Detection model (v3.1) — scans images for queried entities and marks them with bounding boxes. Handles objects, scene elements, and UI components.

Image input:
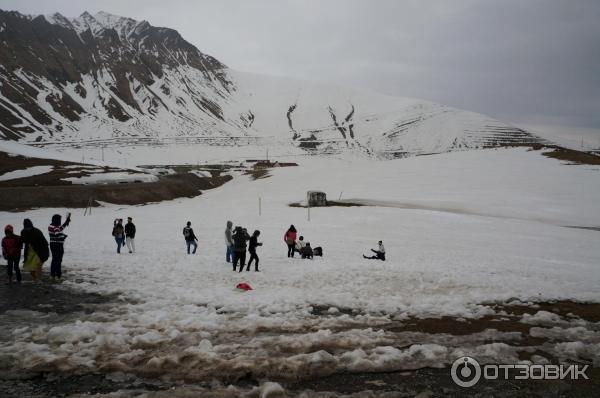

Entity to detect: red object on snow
[236,283,253,291]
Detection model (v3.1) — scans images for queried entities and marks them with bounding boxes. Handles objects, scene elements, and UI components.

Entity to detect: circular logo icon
[451,356,481,388]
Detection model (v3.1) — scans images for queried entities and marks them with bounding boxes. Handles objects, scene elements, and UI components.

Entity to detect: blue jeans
[187,240,198,254]
[115,237,124,253]
[226,245,234,262]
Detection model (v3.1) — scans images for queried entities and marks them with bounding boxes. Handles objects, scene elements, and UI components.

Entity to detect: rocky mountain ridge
[0,9,544,158]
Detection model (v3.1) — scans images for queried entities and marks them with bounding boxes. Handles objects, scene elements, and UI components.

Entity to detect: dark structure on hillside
[307,191,327,207]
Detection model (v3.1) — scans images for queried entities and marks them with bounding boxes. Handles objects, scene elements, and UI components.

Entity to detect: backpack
[183,227,190,238]
[313,246,323,257]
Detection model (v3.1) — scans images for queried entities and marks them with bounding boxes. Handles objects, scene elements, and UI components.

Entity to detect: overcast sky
[2,0,599,134]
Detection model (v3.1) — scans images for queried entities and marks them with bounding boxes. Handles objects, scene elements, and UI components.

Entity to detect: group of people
[224,221,263,272]
[3,212,387,284]
[283,225,323,259]
[2,213,71,284]
[111,217,136,254]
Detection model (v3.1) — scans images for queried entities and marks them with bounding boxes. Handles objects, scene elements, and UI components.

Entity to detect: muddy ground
[541,147,600,165]
[0,274,598,397]
[0,151,233,211]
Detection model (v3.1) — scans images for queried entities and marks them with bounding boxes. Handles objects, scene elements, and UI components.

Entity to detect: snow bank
[0,165,53,181]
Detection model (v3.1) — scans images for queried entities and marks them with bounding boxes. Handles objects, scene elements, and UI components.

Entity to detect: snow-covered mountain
[0,10,544,158]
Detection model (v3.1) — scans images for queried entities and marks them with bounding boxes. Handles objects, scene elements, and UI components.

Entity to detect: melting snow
[0,165,53,181]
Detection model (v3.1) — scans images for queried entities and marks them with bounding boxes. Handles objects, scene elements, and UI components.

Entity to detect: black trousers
[50,242,64,278]
[365,249,385,261]
[247,249,259,271]
[287,243,295,257]
[6,256,21,282]
[233,250,246,271]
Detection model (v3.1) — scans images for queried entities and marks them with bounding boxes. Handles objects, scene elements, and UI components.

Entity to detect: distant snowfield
[0,165,53,181]
[1,148,599,382]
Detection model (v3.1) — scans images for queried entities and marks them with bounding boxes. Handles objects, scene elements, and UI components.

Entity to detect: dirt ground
[1,276,598,397]
[0,151,233,211]
[541,147,600,165]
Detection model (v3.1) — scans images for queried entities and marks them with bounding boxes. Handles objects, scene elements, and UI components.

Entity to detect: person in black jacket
[125,217,136,254]
[245,230,263,272]
[48,213,71,281]
[112,219,125,253]
[183,221,198,254]
[232,226,250,271]
[300,242,314,259]
[21,218,49,281]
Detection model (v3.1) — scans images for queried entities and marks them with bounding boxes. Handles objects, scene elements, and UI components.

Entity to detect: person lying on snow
[363,241,385,261]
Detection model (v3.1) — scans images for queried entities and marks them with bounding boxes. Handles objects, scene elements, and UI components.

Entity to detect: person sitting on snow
[295,236,306,254]
[363,241,385,261]
[300,242,313,259]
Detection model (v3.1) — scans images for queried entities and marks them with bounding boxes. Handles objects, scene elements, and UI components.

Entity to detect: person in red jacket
[2,225,23,284]
[284,225,297,258]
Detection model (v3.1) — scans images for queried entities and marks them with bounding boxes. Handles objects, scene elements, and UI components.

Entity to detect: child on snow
[2,225,23,284]
[300,242,314,259]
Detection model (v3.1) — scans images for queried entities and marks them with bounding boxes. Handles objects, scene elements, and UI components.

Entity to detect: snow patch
[0,165,53,181]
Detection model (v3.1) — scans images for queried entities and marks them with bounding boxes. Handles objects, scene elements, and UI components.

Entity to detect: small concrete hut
[307,191,327,207]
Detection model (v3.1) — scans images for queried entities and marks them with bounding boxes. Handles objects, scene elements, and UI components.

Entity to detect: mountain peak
[43,12,73,29]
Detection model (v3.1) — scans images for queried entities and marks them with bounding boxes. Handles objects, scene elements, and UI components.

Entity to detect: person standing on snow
[232,226,250,271]
[284,225,297,258]
[363,241,386,261]
[183,221,198,254]
[48,213,71,281]
[112,219,125,254]
[2,225,22,284]
[125,217,136,254]
[225,221,234,263]
[21,219,49,281]
[245,230,263,272]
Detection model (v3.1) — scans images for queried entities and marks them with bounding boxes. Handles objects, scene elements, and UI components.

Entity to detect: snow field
[1,148,599,381]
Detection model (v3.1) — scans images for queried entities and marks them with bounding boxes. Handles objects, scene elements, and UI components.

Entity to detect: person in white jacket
[295,236,306,253]
[363,241,386,261]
